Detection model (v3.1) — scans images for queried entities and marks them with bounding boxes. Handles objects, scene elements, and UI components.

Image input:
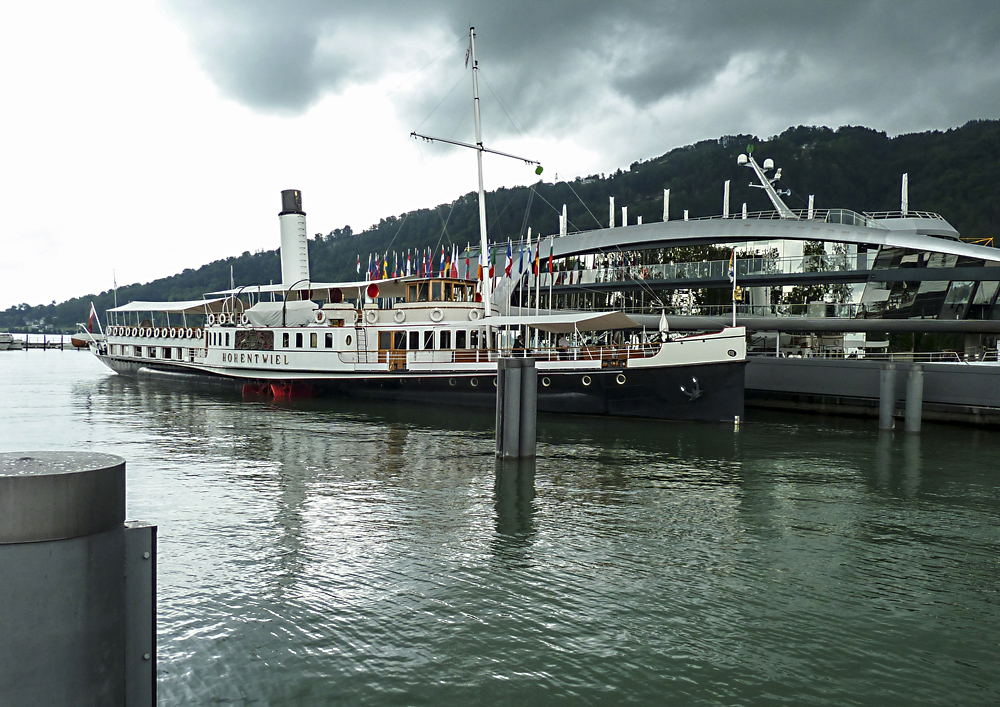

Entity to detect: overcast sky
[3,0,999,311]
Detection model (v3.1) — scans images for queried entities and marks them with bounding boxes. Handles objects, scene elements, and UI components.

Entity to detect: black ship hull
[98,354,745,422]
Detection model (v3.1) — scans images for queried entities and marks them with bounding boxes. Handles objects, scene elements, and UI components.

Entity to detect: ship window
[440,330,451,349]
[408,285,417,302]
[393,331,406,349]
[424,331,434,349]
[225,333,230,347]
[418,283,429,302]
[378,331,391,349]
[456,330,466,348]
[164,347,172,359]
[296,332,303,348]
[325,332,333,348]
[310,332,318,348]
[444,283,453,301]
[431,282,443,301]
[470,330,479,348]
[409,331,420,349]
[283,332,289,348]
[149,347,157,358]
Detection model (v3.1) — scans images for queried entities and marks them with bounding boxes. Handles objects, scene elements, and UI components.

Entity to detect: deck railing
[750,349,1000,364]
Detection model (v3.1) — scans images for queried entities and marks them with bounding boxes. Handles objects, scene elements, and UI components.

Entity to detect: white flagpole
[731,250,737,328]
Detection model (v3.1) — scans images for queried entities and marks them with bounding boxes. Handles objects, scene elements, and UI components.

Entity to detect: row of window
[202,327,490,351]
[112,344,186,359]
[378,329,490,351]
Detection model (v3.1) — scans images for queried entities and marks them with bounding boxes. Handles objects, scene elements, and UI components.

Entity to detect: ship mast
[470,27,490,314]
[411,26,540,318]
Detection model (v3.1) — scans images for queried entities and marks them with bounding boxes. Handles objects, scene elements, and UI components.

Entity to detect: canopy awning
[106,298,227,315]
[479,312,640,333]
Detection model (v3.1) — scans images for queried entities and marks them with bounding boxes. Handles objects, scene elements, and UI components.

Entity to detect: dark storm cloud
[166,0,1000,136]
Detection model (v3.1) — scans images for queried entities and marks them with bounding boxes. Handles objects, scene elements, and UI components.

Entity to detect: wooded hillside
[4,120,998,332]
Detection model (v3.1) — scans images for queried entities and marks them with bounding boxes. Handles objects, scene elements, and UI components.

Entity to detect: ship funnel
[279,189,310,291]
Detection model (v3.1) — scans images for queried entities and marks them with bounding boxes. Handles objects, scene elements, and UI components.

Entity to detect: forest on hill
[3,119,999,332]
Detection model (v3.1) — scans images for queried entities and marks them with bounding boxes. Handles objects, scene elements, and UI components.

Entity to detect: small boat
[0,333,24,351]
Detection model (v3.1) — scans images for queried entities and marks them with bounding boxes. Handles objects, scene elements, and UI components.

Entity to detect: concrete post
[518,359,537,458]
[0,452,156,707]
[905,364,924,433]
[879,363,897,430]
[496,358,537,458]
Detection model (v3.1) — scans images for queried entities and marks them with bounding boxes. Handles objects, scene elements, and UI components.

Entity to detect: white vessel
[91,186,745,421]
[0,333,24,351]
[89,28,746,421]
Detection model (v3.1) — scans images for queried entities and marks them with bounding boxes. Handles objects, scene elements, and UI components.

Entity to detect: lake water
[2,349,998,705]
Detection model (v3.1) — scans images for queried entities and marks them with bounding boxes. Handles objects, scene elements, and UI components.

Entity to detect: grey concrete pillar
[496,358,537,458]
[905,364,924,433]
[518,359,537,458]
[0,452,156,707]
[878,363,897,430]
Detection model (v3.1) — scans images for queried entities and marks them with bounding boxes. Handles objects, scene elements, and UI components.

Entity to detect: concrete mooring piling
[878,362,925,433]
[878,363,897,430]
[0,452,156,707]
[905,364,924,433]
[496,357,538,458]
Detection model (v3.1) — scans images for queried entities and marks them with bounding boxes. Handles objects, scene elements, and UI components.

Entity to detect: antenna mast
[738,147,797,219]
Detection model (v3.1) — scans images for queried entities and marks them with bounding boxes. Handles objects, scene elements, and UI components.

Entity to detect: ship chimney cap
[279,189,304,216]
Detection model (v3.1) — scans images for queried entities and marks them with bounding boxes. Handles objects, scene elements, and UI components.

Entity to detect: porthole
[448,378,457,386]
[470,378,479,387]
[582,375,592,386]
[728,349,737,357]
[616,373,627,385]
[346,335,353,346]
[541,377,551,387]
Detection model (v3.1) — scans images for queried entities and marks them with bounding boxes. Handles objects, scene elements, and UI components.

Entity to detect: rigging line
[432,200,458,251]
[385,34,467,99]
[382,211,412,256]
[518,183,537,240]
[478,70,532,141]
[563,181,604,230]
[413,65,474,135]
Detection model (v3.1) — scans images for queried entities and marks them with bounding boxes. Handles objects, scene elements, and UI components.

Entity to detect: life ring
[430,308,444,322]
[642,268,650,279]
[348,310,359,325]
[468,308,482,321]
[130,328,137,337]
[153,328,161,338]
[226,313,236,326]
[240,313,250,326]
[195,329,204,339]
[365,310,378,324]
[393,310,406,323]
[207,313,216,326]
[186,328,194,338]
[314,310,328,325]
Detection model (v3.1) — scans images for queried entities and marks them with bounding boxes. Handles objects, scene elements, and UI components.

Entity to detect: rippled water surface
[2,350,999,705]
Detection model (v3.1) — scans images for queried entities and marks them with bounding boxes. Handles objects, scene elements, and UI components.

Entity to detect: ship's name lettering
[221,352,289,366]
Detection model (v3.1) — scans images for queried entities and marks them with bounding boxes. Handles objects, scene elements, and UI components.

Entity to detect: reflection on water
[2,351,999,705]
